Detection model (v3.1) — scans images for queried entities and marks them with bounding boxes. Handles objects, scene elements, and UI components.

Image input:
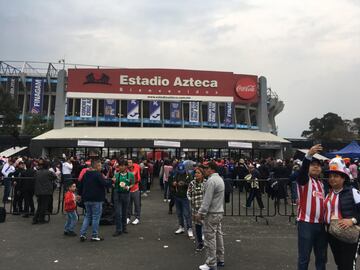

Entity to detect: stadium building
[0,61,288,160]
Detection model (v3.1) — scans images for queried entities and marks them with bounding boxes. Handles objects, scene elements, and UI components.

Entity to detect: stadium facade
[0,61,287,160]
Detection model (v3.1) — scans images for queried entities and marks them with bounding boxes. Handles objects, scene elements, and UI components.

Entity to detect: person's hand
[338,218,354,229]
[308,144,323,156]
[76,195,81,202]
[194,213,203,223]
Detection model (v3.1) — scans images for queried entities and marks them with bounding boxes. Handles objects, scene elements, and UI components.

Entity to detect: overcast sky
[1,0,359,138]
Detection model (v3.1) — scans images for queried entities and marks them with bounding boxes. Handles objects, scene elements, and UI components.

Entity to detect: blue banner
[149,101,161,121]
[80,98,93,118]
[127,100,140,120]
[29,78,45,114]
[104,99,116,118]
[208,102,217,123]
[170,102,181,122]
[189,101,200,123]
[224,102,233,126]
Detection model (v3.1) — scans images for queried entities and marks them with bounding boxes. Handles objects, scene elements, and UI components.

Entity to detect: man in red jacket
[64,182,78,236]
[127,159,141,225]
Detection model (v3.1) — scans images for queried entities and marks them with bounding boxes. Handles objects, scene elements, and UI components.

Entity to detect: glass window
[235,107,247,125]
[250,109,257,126]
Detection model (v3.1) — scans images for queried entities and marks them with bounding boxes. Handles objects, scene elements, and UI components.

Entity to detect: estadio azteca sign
[67,68,258,103]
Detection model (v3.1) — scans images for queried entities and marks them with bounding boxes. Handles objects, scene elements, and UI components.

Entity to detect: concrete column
[53,70,66,129]
[257,76,269,132]
[20,72,27,133]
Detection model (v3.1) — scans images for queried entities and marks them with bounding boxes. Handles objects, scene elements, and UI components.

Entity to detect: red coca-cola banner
[67,68,258,103]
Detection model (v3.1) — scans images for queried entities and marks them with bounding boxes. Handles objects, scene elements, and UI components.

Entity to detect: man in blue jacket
[78,160,113,242]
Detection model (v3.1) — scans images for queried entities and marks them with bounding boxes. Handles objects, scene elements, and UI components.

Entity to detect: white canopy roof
[33,127,289,143]
[0,147,28,158]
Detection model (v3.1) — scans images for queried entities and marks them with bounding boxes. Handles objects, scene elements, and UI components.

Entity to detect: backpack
[266,177,279,200]
[0,207,6,223]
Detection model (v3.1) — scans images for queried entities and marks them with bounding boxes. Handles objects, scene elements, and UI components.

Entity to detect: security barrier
[224,178,298,225]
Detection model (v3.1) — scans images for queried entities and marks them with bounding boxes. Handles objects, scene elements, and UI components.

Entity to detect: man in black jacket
[78,160,113,242]
[33,160,57,224]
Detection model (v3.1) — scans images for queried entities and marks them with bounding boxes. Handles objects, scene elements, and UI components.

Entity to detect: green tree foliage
[302,112,357,141]
[23,114,53,136]
[0,85,19,137]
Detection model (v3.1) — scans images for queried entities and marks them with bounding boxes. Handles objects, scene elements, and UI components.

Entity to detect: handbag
[329,219,360,244]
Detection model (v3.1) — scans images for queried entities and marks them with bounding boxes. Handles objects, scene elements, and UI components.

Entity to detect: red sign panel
[67,68,258,103]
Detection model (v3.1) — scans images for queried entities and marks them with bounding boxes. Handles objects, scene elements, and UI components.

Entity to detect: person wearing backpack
[112,160,134,237]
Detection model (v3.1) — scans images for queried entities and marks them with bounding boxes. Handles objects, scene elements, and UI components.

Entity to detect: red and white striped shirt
[324,191,342,224]
[297,177,325,223]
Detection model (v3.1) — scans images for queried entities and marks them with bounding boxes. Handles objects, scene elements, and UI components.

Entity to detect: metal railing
[224,178,298,225]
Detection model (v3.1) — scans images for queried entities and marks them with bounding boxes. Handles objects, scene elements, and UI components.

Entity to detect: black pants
[328,232,359,270]
[33,195,52,223]
[23,190,35,213]
[114,192,130,232]
[13,186,23,212]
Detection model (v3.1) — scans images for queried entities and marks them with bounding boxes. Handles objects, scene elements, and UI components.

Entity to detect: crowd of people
[1,151,360,270]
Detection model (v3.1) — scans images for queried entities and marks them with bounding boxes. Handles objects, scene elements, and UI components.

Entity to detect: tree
[353,118,360,136]
[23,114,53,136]
[0,85,19,136]
[301,112,356,141]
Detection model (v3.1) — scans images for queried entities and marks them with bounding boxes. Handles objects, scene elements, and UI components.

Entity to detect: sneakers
[217,261,225,267]
[199,264,216,270]
[80,235,87,242]
[187,228,194,239]
[175,226,185,234]
[112,231,122,237]
[91,236,104,242]
[127,218,131,225]
[195,243,204,251]
[67,231,77,237]
[132,218,140,225]
[163,199,167,202]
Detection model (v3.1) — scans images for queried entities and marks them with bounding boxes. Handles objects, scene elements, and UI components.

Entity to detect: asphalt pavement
[0,182,339,270]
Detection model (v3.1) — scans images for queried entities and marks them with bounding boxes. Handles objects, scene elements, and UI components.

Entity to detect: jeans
[204,213,225,267]
[164,181,169,200]
[246,188,264,208]
[127,191,141,219]
[141,177,148,193]
[195,224,203,245]
[297,221,327,270]
[114,192,130,232]
[64,211,78,232]
[80,201,103,237]
[2,177,11,202]
[175,197,192,230]
[291,181,298,202]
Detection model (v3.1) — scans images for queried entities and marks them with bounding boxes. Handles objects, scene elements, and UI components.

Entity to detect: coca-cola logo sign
[235,77,257,100]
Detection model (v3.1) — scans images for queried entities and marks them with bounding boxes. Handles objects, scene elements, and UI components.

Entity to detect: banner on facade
[170,102,181,122]
[104,99,116,118]
[6,77,18,99]
[207,102,217,123]
[224,102,233,126]
[127,100,140,120]
[65,98,68,116]
[189,101,200,123]
[29,78,45,114]
[80,98,93,118]
[149,101,161,121]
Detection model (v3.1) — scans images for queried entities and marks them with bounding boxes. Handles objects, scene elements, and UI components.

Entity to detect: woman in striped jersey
[325,157,360,270]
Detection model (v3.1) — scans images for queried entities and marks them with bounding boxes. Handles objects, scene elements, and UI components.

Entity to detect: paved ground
[0,182,339,270]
